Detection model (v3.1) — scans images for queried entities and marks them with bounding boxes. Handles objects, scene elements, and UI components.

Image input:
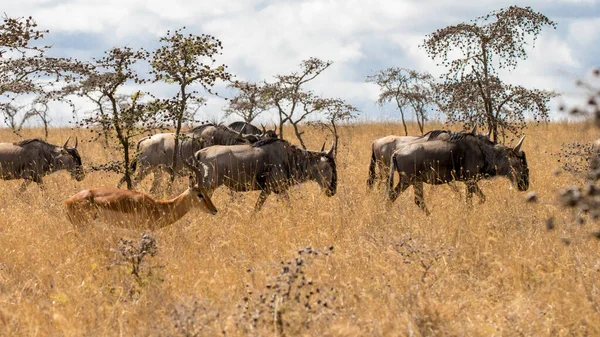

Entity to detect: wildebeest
[367,128,486,202]
[386,133,529,215]
[228,121,262,135]
[117,123,267,191]
[65,169,217,230]
[0,137,84,191]
[188,137,337,210]
[228,121,278,141]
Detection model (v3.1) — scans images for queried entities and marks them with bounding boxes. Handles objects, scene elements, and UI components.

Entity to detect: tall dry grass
[0,122,599,336]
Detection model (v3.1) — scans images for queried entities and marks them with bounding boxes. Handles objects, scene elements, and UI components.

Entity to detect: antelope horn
[63,136,71,148]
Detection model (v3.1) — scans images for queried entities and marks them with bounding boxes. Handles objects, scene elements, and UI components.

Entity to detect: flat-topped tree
[422,6,558,142]
[367,68,435,136]
[151,28,231,182]
[67,47,163,190]
[0,15,88,135]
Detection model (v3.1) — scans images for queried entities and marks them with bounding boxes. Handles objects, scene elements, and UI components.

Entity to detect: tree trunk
[122,138,132,190]
[291,122,307,149]
[400,111,408,136]
[396,98,408,136]
[278,110,285,140]
[171,85,187,183]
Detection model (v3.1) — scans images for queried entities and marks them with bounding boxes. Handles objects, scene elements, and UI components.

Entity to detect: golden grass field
[0,122,599,336]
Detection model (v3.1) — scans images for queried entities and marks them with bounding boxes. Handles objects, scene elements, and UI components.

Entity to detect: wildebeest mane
[421,129,449,140]
[14,138,54,147]
[252,137,280,147]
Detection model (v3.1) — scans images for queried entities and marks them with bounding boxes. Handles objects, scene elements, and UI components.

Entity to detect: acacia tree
[307,98,359,156]
[366,67,435,135]
[263,58,333,147]
[67,47,163,189]
[151,28,231,181]
[0,15,88,134]
[422,6,557,141]
[224,80,270,123]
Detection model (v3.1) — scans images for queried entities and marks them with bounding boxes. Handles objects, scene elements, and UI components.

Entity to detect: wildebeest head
[497,136,529,191]
[54,137,85,181]
[261,124,278,139]
[311,141,337,197]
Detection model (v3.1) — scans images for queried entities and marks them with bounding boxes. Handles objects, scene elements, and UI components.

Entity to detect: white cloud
[3,0,599,124]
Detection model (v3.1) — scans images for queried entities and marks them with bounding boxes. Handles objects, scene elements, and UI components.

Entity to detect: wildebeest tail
[386,155,397,201]
[128,136,147,173]
[366,144,377,188]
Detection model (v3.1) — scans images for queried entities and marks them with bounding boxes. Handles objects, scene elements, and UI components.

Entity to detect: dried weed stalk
[237,246,338,336]
[108,233,164,299]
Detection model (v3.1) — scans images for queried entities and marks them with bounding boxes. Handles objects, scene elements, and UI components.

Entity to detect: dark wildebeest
[117,123,275,191]
[0,137,84,191]
[367,128,487,203]
[228,121,278,141]
[187,138,336,210]
[386,133,528,215]
[228,121,262,135]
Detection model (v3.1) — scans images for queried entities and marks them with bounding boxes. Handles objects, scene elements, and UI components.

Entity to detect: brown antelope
[65,161,217,229]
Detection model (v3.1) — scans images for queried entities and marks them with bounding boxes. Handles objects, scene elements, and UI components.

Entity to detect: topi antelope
[65,162,217,229]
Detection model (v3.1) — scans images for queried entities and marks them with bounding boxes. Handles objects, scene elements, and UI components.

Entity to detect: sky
[4,0,600,125]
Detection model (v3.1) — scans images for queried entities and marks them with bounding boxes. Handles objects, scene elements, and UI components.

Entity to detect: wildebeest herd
[0,122,530,229]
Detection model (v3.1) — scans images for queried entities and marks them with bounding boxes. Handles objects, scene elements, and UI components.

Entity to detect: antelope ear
[320,141,326,152]
[327,141,335,158]
[513,136,525,153]
[63,136,71,148]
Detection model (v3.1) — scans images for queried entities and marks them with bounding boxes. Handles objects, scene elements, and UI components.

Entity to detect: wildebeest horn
[63,136,71,148]
[470,125,477,134]
[74,137,78,149]
[261,123,266,133]
[513,136,525,153]
[327,140,335,158]
[320,141,326,152]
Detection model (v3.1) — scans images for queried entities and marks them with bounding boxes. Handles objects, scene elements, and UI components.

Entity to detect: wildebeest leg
[366,149,377,189]
[465,181,486,206]
[413,181,430,215]
[388,175,410,202]
[19,179,32,192]
[255,191,269,211]
[473,182,486,204]
[448,181,462,200]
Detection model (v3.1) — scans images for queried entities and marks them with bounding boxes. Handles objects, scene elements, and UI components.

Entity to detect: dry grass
[0,122,599,336]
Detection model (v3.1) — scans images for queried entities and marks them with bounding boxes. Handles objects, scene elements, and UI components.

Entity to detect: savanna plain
[0,122,599,336]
